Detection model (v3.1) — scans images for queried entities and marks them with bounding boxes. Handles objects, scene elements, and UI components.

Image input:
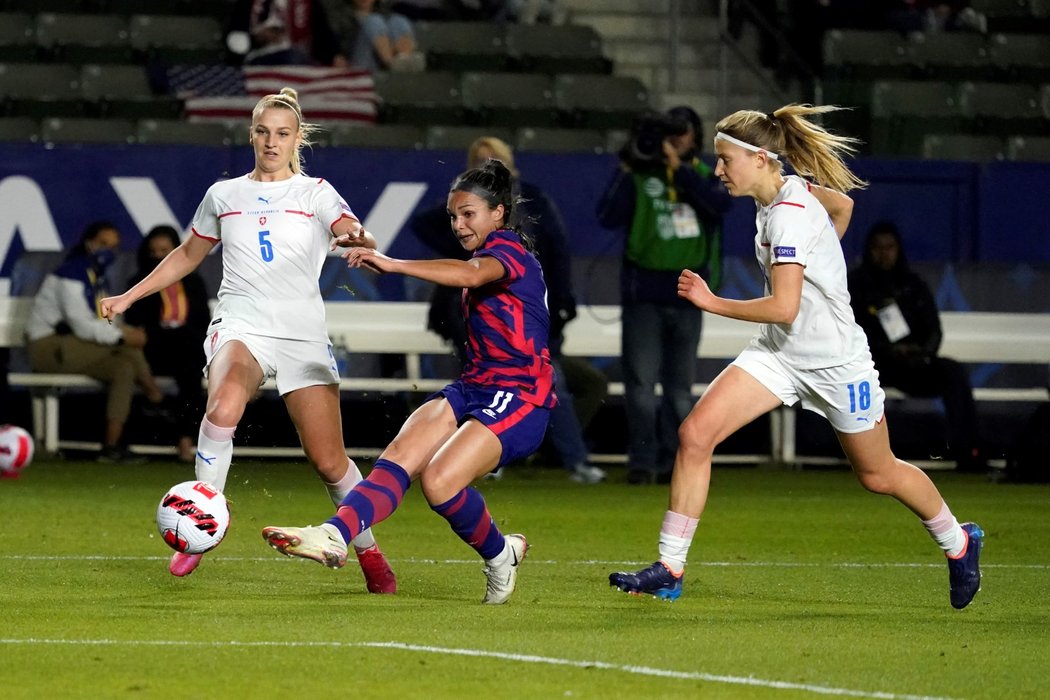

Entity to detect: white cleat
[482,534,528,605]
[262,523,348,569]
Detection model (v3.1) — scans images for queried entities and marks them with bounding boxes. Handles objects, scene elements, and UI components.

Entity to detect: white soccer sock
[922,501,968,558]
[325,458,377,553]
[657,510,699,575]
[195,416,235,492]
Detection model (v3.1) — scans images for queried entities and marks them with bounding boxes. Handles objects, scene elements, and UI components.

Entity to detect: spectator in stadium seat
[411,136,609,484]
[123,226,212,463]
[25,221,167,463]
[608,105,983,612]
[100,88,396,593]
[262,159,553,604]
[847,220,983,471]
[596,105,732,485]
[323,0,424,72]
[227,0,346,66]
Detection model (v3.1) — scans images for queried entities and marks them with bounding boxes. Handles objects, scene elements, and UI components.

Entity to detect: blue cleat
[609,561,683,601]
[947,522,984,609]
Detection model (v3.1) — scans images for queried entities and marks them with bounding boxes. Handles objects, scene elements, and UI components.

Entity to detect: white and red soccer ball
[0,425,34,478]
[156,480,230,554]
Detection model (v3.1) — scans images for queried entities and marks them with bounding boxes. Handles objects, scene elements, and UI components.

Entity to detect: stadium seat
[373,71,466,126]
[822,29,914,80]
[80,64,183,119]
[41,117,136,145]
[0,63,82,118]
[424,125,513,152]
[415,21,509,73]
[325,124,424,150]
[129,14,225,64]
[988,33,1050,80]
[0,13,39,62]
[963,81,1045,136]
[460,72,558,128]
[514,127,606,154]
[909,32,993,80]
[1006,134,1050,161]
[504,24,611,75]
[554,74,649,130]
[34,12,134,64]
[921,133,1005,162]
[136,118,231,146]
[870,80,968,156]
[0,116,39,143]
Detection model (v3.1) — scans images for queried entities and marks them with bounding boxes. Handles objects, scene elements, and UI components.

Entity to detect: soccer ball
[0,425,34,478]
[156,480,230,554]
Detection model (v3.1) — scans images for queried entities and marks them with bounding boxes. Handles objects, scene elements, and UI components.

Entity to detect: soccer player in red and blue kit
[263,159,556,604]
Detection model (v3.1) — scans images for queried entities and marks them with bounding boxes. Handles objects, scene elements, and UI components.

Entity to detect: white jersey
[752,175,868,369]
[191,173,354,343]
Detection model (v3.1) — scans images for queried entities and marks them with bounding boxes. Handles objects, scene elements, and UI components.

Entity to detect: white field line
[0,637,957,700]
[0,554,1045,569]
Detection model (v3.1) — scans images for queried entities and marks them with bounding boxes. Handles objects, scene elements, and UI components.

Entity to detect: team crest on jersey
[642,177,666,198]
[259,216,266,226]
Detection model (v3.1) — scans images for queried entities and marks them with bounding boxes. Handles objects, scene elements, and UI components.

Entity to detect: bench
[3,296,1048,463]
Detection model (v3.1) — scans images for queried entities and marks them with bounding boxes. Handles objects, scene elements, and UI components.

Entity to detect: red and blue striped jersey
[460,229,556,408]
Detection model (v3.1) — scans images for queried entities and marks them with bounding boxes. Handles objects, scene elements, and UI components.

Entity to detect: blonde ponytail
[715,104,867,192]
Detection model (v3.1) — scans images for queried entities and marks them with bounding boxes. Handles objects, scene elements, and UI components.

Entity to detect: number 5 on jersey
[259,230,274,262]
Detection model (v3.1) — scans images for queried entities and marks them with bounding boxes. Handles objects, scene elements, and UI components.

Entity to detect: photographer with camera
[597,105,732,485]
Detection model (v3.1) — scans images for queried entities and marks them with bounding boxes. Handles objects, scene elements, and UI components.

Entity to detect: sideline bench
[3,297,1048,463]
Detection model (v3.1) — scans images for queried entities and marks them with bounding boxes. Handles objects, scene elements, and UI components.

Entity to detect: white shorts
[732,341,885,434]
[203,326,338,396]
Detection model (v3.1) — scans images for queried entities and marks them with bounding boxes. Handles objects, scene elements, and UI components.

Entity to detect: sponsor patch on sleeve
[773,245,796,258]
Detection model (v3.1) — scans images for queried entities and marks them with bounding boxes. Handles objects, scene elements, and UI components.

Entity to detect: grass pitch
[1,458,1047,699]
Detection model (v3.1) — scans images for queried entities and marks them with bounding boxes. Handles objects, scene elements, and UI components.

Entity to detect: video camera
[620,110,690,170]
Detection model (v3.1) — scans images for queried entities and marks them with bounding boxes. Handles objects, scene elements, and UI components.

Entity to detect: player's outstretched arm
[101,234,213,321]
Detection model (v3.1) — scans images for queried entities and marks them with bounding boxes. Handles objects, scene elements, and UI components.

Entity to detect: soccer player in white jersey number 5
[101,88,397,592]
[609,104,983,610]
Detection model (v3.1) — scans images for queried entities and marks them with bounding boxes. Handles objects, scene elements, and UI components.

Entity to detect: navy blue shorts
[430,380,551,468]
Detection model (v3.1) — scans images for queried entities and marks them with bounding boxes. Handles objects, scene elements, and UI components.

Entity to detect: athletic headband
[715,132,780,161]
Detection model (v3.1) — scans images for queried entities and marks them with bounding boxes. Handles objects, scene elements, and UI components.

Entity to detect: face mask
[92,248,116,271]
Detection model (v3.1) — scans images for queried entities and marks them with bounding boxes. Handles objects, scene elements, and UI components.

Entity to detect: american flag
[168,64,378,124]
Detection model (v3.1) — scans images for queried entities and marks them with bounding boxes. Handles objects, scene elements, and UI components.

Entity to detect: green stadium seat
[822,29,914,80]
[373,71,466,126]
[988,33,1050,80]
[35,13,134,64]
[553,73,649,130]
[129,14,225,63]
[962,81,1045,136]
[870,80,968,156]
[514,126,606,154]
[1006,134,1050,161]
[41,116,136,145]
[922,133,1005,162]
[909,32,993,80]
[460,72,558,128]
[0,13,39,62]
[0,116,39,143]
[415,21,509,73]
[80,64,183,119]
[325,124,424,150]
[136,118,232,146]
[0,63,82,118]
[423,125,513,152]
[504,24,610,75]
